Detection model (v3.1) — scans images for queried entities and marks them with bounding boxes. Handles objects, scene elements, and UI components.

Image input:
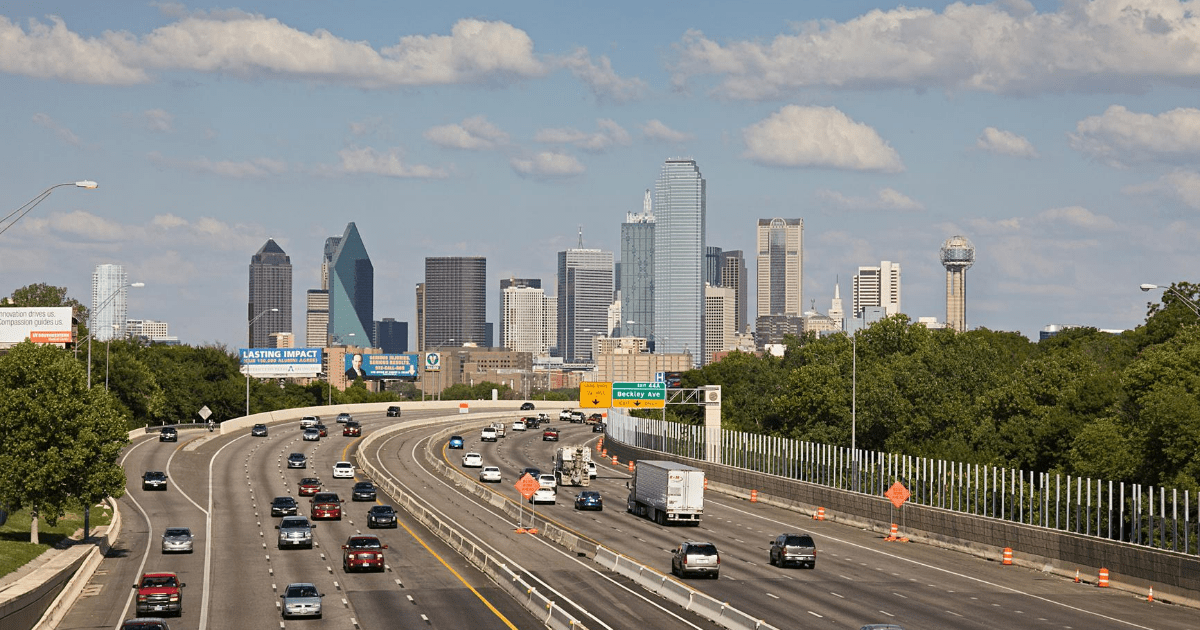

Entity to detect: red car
[133,572,185,617]
[542,428,559,441]
[342,535,387,572]
[315,424,328,437]
[343,421,361,437]
[310,492,342,520]
[298,478,321,496]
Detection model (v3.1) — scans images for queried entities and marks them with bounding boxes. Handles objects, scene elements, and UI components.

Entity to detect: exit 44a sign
[612,382,666,408]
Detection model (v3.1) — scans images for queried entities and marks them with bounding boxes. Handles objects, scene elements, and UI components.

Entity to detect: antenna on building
[643,189,651,214]
[578,225,584,249]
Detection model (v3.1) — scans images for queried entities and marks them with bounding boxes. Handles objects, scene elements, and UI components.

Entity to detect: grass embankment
[0,501,113,579]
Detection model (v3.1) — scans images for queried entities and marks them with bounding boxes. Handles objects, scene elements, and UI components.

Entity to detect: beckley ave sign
[611,381,666,409]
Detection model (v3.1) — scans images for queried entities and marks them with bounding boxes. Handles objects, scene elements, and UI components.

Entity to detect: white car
[587,461,597,478]
[332,461,355,478]
[462,452,483,468]
[529,487,556,504]
[481,427,497,442]
[512,420,526,431]
[479,466,502,483]
[537,473,557,490]
[559,409,573,421]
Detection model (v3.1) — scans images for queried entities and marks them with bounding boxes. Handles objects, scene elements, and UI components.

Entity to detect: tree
[3,282,89,324]
[0,342,128,543]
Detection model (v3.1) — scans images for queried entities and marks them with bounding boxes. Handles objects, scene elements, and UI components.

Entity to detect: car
[141,471,168,491]
[525,416,542,429]
[352,481,377,501]
[481,427,498,442]
[280,582,323,619]
[537,473,557,490]
[300,416,319,428]
[120,619,171,630]
[769,533,817,569]
[160,527,194,553]
[342,535,388,572]
[859,626,905,630]
[332,461,355,478]
[386,405,402,417]
[520,402,535,410]
[479,466,502,483]
[542,428,559,441]
[519,467,541,480]
[298,477,321,496]
[270,496,299,516]
[671,542,720,579]
[367,504,398,528]
[587,413,604,424]
[310,492,342,519]
[336,412,352,423]
[592,422,606,433]
[251,423,268,437]
[343,421,362,437]
[512,420,526,431]
[574,491,603,511]
[529,488,556,504]
[559,409,573,421]
[158,427,177,442]
[315,424,328,437]
[287,453,307,469]
[448,435,464,449]
[276,516,315,549]
[570,411,586,423]
[302,427,321,442]
[587,461,597,478]
[462,452,483,468]
[133,573,185,617]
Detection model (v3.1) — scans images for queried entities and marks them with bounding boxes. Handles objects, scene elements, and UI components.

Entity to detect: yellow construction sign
[579,382,612,408]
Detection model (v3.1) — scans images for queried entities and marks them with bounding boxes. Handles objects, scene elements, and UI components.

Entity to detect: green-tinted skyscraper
[327,223,374,346]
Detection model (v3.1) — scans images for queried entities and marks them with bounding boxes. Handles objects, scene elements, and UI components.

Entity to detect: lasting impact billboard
[344,353,419,380]
[239,347,323,377]
[0,307,73,344]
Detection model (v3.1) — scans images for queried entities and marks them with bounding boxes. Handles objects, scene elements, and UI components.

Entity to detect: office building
[704,284,736,365]
[422,257,487,350]
[756,218,803,318]
[248,238,292,348]
[327,223,374,346]
[828,281,845,331]
[654,159,706,365]
[305,290,329,347]
[852,261,901,318]
[499,278,542,348]
[754,314,804,347]
[620,190,655,342]
[374,318,408,353]
[705,246,724,288]
[940,236,975,332]
[720,250,747,333]
[557,247,614,362]
[501,284,555,355]
[91,264,128,341]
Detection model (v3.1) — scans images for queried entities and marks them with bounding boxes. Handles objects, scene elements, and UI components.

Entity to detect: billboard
[0,307,73,344]
[344,353,420,379]
[239,347,323,377]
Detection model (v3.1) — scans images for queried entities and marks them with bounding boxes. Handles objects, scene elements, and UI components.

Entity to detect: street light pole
[88,282,143,390]
[246,307,280,417]
[1140,283,1200,318]
[1,180,98,237]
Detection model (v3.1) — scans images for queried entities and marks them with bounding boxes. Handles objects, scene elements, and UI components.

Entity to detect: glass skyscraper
[248,238,292,348]
[557,248,614,362]
[422,257,487,349]
[327,223,373,346]
[620,190,655,343]
[91,263,128,341]
[654,159,705,366]
[756,218,803,317]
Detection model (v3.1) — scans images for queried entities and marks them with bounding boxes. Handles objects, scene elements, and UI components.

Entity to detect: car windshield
[348,537,382,549]
[286,585,319,598]
[688,544,718,555]
[301,478,318,484]
[355,482,373,489]
[141,575,178,588]
[370,506,393,514]
[289,454,304,460]
[281,518,309,528]
[582,492,599,499]
[122,623,167,630]
[785,536,813,546]
[274,497,295,505]
[164,527,190,536]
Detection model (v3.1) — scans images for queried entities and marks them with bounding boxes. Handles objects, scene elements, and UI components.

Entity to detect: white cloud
[1124,170,1200,209]
[671,1,1200,98]
[510,151,585,179]
[976,127,1037,158]
[641,120,694,143]
[424,116,509,151]
[148,152,288,178]
[31,112,81,146]
[534,119,630,153]
[1070,106,1200,167]
[817,187,923,211]
[349,116,387,137]
[13,210,265,253]
[559,48,646,102]
[336,146,449,179]
[143,109,174,133]
[741,105,903,172]
[1033,206,1117,230]
[0,16,149,84]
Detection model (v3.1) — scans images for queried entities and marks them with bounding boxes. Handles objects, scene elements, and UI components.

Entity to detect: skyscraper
[756,218,803,318]
[620,190,655,342]
[852,261,901,318]
[704,284,735,364]
[557,247,614,362]
[654,159,705,365]
[705,246,723,288]
[373,318,407,353]
[720,250,747,334]
[305,290,329,347]
[423,257,487,349]
[248,238,292,348]
[501,284,555,355]
[327,223,373,346]
[499,278,542,348]
[91,263,128,341]
[940,236,976,332]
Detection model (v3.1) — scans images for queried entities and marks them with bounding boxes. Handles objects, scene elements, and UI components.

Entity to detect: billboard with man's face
[343,353,419,379]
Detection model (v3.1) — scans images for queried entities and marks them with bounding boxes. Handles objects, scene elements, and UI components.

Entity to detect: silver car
[160,527,193,553]
[280,582,323,619]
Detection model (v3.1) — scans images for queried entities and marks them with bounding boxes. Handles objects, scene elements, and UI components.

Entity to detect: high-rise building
[828,280,845,331]
[557,247,614,362]
[756,218,803,318]
[654,159,706,365]
[423,257,487,349]
[704,284,736,365]
[940,236,975,332]
[852,261,901,318]
[499,278,541,348]
[248,238,292,348]
[374,318,408,353]
[720,250,747,333]
[705,246,723,288]
[620,190,655,342]
[327,223,374,346]
[501,284,555,355]
[91,264,128,341]
[306,290,329,347]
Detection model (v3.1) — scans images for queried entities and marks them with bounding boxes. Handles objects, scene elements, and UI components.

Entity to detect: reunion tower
[940,236,975,332]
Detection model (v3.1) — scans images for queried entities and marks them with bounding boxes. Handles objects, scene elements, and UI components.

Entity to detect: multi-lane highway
[61,407,1199,629]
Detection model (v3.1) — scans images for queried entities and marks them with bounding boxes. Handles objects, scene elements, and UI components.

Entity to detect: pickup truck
[133,572,186,616]
[481,427,498,442]
[276,516,316,549]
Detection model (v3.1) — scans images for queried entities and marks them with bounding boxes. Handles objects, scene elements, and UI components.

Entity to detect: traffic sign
[886,482,911,508]
[515,473,540,500]
[655,372,665,383]
[425,352,441,372]
[612,381,666,409]
[198,405,212,420]
[579,382,612,408]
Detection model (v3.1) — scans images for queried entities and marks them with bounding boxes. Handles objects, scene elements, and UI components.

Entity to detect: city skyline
[4,2,1199,346]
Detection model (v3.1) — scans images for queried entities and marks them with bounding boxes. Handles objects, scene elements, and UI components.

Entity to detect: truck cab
[133,572,185,616]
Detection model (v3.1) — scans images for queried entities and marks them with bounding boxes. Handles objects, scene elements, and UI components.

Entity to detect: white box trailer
[626,460,704,526]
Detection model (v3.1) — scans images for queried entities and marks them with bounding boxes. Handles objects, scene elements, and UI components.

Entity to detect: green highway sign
[612,381,666,409]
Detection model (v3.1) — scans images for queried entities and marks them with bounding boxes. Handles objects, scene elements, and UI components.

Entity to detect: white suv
[559,409,573,421]
[332,461,355,478]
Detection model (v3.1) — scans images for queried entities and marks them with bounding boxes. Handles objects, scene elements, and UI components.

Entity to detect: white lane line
[807,611,823,618]
[200,434,250,630]
[114,439,156,626]
[767,593,780,599]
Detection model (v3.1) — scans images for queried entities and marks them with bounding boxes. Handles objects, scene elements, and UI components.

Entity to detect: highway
[61,407,1200,629]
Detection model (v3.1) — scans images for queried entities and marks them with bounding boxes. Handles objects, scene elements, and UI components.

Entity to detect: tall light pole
[245,307,279,417]
[1140,283,1200,318]
[88,282,143,390]
[1,180,98,237]
[105,323,119,391]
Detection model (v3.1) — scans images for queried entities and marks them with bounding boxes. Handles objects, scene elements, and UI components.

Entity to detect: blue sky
[3,1,1199,347]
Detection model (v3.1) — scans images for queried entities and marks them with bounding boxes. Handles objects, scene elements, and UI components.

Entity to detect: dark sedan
[141,471,169,491]
[367,505,397,528]
[298,477,321,496]
[520,402,535,410]
[287,453,307,469]
[270,496,299,517]
[251,423,269,437]
[158,427,177,442]
[315,424,328,437]
[343,421,361,437]
[592,422,606,433]
[351,481,377,502]
[386,406,401,417]
[574,490,603,511]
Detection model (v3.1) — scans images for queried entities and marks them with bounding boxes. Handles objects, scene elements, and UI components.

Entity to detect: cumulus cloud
[336,146,449,178]
[741,105,903,172]
[534,119,630,152]
[510,151,585,178]
[976,127,1037,158]
[641,120,694,143]
[0,16,149,84]
[349,117,388,137]
[1070,105,1200,167]
[559,48,646,102]
[31,112,81,146]
[1124,170,1200,209]
[424,116,509,151]
[14,209,264,252]
[148,152,288,178]
[670,1,1200,98]
[143,109,174,133]
[817,187,923,210]
[1033,206,1117,230]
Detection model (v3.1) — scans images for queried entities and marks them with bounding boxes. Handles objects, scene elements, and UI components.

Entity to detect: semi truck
[626,460,704,526]
[553,445,592,487]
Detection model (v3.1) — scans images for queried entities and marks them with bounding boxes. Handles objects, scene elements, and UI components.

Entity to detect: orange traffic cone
[750,489,758,503]
[1002,548,1013,565]
[814,507,826,520]
[1148,586,1154,602]
[627,460,634,472]
[885,523,899,541]
[1074,569,1080,583]
[1098,568,1110,588]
